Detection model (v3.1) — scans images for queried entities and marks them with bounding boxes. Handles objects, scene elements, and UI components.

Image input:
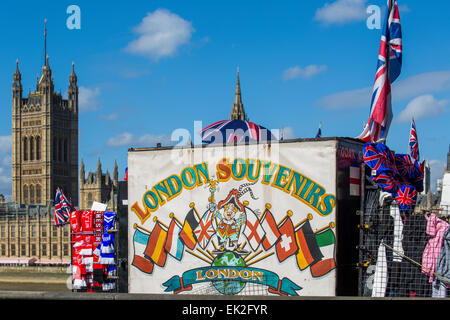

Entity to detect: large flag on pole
[357,0,402,143]
[409,118,420,161]
[54,188,75,226]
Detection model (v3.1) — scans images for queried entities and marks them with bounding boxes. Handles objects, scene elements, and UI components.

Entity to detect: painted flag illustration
[54,188,75,226]
[261,208,281,250]
[243,208,266,251]
[164,217,185,260]
[310,227,336,277]
[179,208,200,250]
[144,221,168,267]
[357,0,402,143]
[295,219,323,270]
[193,209,215,249]
[132,228,154,274]
[275,216,298,263]
[409,118,420,161]
[124,167,128,181]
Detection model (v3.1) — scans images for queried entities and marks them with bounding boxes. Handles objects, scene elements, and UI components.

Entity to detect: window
[11,244,15,256]
[23,137,28,161]
[21,244,26,256]
[10,225,15,238]
[1,225,5,238]
[30,137,34,161]
[63,244,69,256]
[20,225,25,238]
[52,244,58,256]
[64,139,68,162]
[52,225,57,237]
[53,137,57,161]
[1,244,5,256]
[36,185,41,204]
[42,244,47,256]
[36,136,41,160]
[41,225,47,237]
[30,185,35,204]
[23,185,28,204]
[58,139,63,162]
[31,225,36,238]
[87,193,93,209]
[31,244,36,256]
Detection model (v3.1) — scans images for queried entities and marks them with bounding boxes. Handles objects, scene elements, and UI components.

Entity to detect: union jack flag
[409,118,420,161]
[54,188,75,226]
[394,154,417,179]
[395,185,417,210]
[201,119,275,144]
[372,173,399,193]
[363,143,396,174]
[358,0,402,143]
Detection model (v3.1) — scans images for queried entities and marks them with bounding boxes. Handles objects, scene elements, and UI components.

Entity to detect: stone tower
[230,68,247,121]
[11,21,79,206]
[79,159,118,211]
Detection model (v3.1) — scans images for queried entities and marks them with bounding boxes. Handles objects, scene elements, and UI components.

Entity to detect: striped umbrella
[201,119,276,144]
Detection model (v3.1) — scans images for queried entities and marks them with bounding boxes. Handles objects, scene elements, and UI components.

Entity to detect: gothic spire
[230,67,246,121]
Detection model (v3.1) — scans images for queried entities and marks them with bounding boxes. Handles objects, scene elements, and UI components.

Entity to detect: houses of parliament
[0,25,121,265]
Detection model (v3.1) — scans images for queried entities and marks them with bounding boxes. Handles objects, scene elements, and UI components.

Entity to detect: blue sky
[0,0,449,198]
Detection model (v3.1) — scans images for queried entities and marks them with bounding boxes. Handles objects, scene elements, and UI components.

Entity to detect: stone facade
[11,58,79,206]
[0,204,71,264]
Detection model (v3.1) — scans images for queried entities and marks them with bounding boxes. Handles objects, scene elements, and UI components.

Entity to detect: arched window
[36,136,41,160]
[58,139,63,162]
[87,193,93,209]
[36,185,41,204]
[64,139,68,162]
[30,137,34,161]
[23,185,28,204]
[23,137,28,161]
[53,137,57,161]
[30,185,35,204]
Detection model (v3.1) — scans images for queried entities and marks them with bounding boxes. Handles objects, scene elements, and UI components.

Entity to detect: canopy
[200,120,276,145]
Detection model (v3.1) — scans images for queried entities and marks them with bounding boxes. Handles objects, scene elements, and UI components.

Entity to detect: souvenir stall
[359,143,450,298]
[54,189,119,293]
[70,210,118,292]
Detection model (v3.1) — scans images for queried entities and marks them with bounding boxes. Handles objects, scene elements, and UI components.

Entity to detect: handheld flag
[315,122,322,138]
[357,0,402,143]
[409,118,420,161]
[54,188,75,226]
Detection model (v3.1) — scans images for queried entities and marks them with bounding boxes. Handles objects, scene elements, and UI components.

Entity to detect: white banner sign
[128,141,338,296]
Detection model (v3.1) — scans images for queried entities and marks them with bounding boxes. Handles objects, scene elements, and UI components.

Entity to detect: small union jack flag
[409,118,420,161]
[395,185,417,210]
[363,143,396,174]
[358,0,402,143]
[372,173,399,193]
[54,188,75,226]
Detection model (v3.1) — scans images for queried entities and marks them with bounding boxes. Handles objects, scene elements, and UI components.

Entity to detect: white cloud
[283,65,327,81]
[78,86,101,112]
[396,94,447,123]
[107,132,174,148]
[125,9,194,60]
[317,70,450,109]
[314,0,367,25]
